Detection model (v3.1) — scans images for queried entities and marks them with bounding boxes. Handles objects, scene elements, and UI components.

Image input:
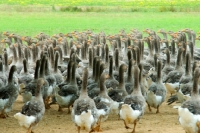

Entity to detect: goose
[44,58,56,108]
[125,59,135,94]
[120,65,146,133]
[52,51,64,85]
[20,60,40,103]
[162,48,174,77]
[108,64,128,106]
[167,61,200,105]
[93,72,111,131]
[104,56,119,90]
[72,68,100,133]
[179,52,192,84]
[14,78,45,133]
[163,47,185,83]
[146,61,166,113]
[175,68,200,133]
[55,61,79,113]
[0,60,7,87]
[0,65,18,118]
[18,59,34,86]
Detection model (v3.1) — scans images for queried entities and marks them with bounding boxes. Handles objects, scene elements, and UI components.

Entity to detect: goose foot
[67,107,71,114]
[0,113,7,119]
[26,125,33,133]
[123,120,131,129]
[131,120,137,133]
[89,125,102,133]
[58,106,63,112]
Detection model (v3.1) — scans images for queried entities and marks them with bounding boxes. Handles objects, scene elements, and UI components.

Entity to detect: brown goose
[162,48,174,77]
[146,61,166,113]
[163,47,185,83]
[93,73,111,131]
[72,68,100,133]
[104,56,119,90]
[14,78,45,133]
[120,65,146,133]
[0,65,18,118]
[176,68,200,133]
[179,52,192,84]
[108,64,128,103]
[55,61,79,113]
[20,60,41,103]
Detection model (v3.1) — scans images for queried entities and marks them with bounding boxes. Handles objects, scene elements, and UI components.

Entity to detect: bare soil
[0,94,184,133]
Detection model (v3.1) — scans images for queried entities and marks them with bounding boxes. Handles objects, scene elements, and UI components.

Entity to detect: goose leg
[58,106,63,112]
[77,126,80,133]
[123,120,131,129]
[147,104,152,112]
[26,125,32,133]
[131,120,137,133]
[0,109,7,118]
[89,116,102,133]
[92,115,102,132]
[156,106,160,113]
[67,106,71,114]
[45,96,51,109]
[196,121,200,133]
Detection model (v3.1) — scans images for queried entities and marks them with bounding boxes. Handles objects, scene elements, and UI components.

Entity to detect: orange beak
[1,39,5,43]
[9,34,13,37]
[57,37,62,42]
[14,43,17,47]
[21,37,25,40]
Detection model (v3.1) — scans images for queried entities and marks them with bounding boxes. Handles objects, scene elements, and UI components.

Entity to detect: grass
[1,0,200,12]
[0,11,199,37]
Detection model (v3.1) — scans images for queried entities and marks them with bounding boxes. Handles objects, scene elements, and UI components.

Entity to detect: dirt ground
[0,94,185,133]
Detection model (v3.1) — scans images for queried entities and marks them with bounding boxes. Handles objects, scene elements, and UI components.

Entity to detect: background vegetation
[0,0,200,41]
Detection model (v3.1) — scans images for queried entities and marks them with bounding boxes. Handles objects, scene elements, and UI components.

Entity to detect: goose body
[176,68,200,133]
[55,61,79,112]
[14,78,45,133]
[72,68,100,133]
[146,61,166,113]
[0,65,18,118]
[120,66,146,133]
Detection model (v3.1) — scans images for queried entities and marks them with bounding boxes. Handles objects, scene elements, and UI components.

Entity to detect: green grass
[1,0,200,12]
[0,11,199,37]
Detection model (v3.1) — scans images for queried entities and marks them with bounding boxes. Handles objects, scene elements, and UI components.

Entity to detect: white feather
[0,99,9,111]
[75,110,95,131]
[14,112,36,128]
[146,91,162,108]
[178,107,200,133]
[55,94,73,106]
[120,104,141,124]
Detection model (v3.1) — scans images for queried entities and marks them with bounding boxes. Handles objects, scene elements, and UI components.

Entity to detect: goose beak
[1,39,5,43]
[21,37,25,40]
[14,43,18,47]
[157,30,161,33]
[3,32,6,35]
[57,37,62,42]
[182,29,186,32]
[9,34,13,37]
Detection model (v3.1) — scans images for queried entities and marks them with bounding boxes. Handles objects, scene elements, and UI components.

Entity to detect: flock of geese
[0,29,200,133]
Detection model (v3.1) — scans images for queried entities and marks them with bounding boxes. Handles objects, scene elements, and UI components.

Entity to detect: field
[0,1,200,133]
[2,95,185,133]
